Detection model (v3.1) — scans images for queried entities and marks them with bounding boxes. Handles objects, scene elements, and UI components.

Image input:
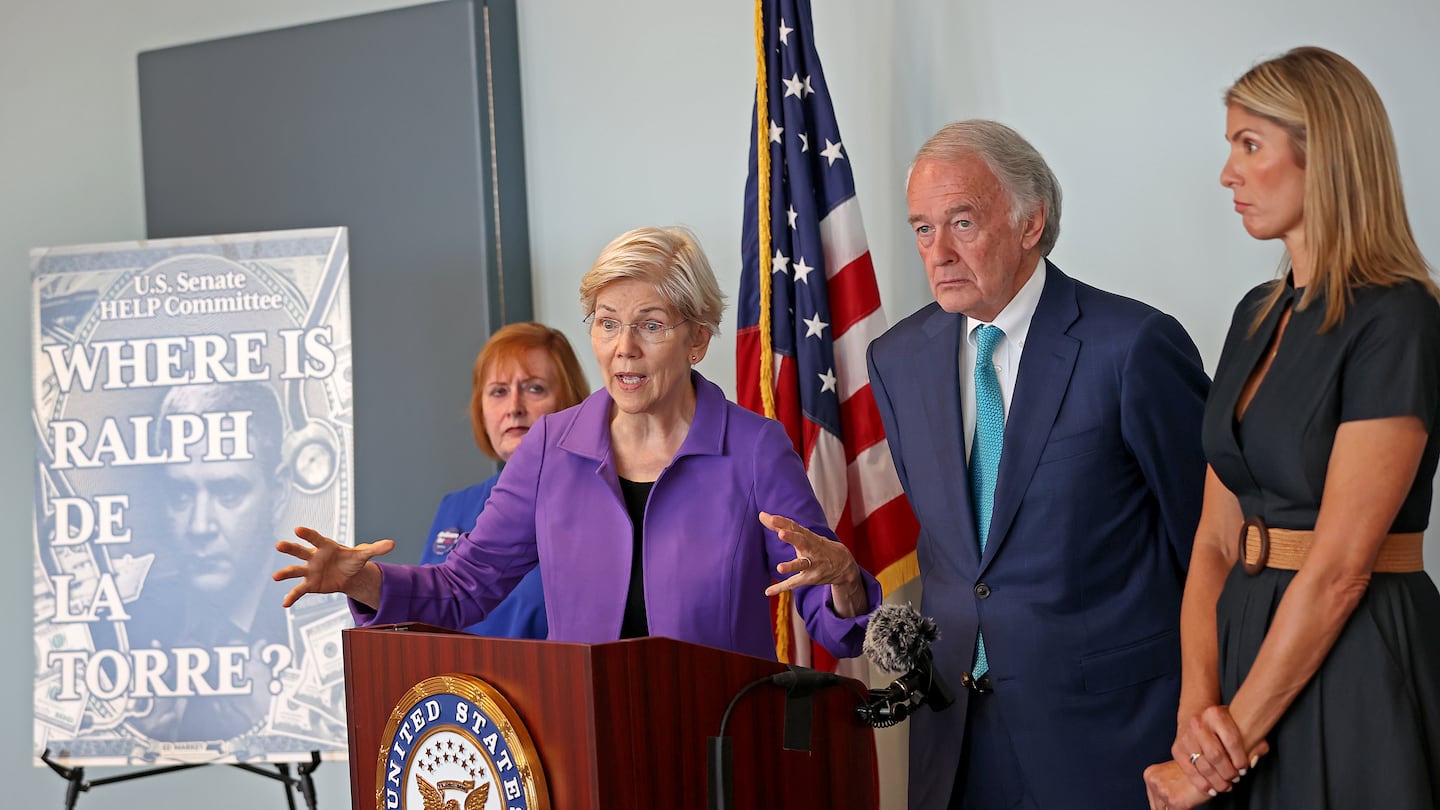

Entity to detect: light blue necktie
[970,324,1005,678]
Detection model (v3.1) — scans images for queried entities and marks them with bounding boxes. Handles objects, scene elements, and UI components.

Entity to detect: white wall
[3,1,1439,807]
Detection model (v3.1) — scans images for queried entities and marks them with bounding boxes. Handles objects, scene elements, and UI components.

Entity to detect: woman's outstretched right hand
[273,526,394,609]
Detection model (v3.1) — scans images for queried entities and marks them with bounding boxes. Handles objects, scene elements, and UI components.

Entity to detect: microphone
[856,603,956,728]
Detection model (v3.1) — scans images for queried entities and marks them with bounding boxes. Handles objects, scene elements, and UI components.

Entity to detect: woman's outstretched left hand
[758,511,868,617]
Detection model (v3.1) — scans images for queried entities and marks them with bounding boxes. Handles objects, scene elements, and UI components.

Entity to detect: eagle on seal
[417,775,490,810]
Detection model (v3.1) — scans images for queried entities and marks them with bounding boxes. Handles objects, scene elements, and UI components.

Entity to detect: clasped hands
[1144,705,1269,810]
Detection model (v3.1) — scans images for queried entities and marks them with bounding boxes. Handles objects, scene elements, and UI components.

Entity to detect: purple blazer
[354,372,880,660]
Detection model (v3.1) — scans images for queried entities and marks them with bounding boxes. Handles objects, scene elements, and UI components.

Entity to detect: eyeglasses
[584,314,688,344]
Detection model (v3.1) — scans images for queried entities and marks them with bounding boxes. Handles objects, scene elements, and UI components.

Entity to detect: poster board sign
[32,228,354,766]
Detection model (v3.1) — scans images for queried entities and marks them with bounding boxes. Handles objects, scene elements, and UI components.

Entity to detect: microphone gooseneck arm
[709,666,857,810]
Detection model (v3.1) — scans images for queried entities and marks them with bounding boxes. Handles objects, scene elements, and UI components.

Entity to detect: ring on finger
[1189,752,1201,765]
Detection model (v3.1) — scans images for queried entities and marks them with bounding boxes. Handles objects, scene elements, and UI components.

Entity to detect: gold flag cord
[754,0,792,664]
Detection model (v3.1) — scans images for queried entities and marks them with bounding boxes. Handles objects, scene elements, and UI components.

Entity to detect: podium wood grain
[343,624,879,808]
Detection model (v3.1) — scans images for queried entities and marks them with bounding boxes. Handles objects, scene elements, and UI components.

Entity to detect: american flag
[737,0,918,668]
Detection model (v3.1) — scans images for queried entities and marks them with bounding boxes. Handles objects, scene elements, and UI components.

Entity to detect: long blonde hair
[1226,46,1435,333]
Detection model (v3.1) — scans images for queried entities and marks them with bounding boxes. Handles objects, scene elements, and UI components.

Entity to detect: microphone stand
[707,666,863,810]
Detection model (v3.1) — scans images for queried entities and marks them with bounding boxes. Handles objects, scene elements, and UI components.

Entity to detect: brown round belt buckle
[1240,515,1269,575]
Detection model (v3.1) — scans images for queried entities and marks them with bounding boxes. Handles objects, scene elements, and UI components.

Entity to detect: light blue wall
[4,1,1439,807]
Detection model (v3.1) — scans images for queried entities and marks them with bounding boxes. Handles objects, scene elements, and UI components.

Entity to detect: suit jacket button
[974,583,991,599]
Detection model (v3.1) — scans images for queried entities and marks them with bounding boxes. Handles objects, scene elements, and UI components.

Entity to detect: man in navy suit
[868,120,1209,809]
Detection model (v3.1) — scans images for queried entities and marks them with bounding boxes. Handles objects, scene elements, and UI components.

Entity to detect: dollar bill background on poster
[31,228,355,766]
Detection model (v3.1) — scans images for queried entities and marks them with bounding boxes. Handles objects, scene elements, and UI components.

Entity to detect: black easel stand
[41,748,322,810]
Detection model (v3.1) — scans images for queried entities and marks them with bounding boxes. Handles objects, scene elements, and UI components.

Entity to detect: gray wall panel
[138,0,531,555]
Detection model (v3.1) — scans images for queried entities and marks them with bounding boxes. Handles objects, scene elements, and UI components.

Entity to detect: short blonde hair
[1227,46,1436,332]
[578,226,726,336]
[469,322,589,460]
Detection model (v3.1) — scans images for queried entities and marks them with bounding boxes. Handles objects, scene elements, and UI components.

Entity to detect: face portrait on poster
[31,228,355,766]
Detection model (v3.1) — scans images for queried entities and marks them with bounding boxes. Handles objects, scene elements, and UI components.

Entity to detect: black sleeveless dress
[1202,278,1440,809]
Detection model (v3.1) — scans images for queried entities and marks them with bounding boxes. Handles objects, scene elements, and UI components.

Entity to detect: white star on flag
[769,120,783,143]
[793,257,814,283]
[818,368,837,392]
[778,18,793,45]
[803,312,828,337]
[783,73,805,99]
[771,249,790,275]
[798,132,809,152]
[787,205,798,229]
[820,138,844,165]
[802,75,814,96]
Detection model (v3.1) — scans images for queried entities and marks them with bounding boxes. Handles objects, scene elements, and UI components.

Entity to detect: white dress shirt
[961,258,1047,462]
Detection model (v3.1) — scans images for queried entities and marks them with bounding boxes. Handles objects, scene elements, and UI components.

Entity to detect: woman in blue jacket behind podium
[419,321,589,639]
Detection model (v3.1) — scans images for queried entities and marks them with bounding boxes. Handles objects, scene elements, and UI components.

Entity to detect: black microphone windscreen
[862,603,939,674]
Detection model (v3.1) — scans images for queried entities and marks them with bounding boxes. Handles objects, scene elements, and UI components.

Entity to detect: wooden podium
[342,624,879,809]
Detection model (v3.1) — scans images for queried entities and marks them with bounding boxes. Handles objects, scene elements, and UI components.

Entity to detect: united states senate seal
[375,673,548,810]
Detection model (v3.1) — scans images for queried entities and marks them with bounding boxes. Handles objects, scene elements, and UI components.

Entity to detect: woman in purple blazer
[274,226,880,660]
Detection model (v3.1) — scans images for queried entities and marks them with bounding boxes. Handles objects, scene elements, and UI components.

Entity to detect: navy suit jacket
[867,263,1209,809]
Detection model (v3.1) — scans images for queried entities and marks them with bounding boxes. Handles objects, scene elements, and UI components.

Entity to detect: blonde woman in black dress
[1145,47,1440,809]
